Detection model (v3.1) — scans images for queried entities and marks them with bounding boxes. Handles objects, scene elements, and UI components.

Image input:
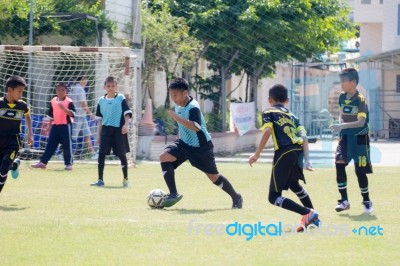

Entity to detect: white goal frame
[0,45,138,165]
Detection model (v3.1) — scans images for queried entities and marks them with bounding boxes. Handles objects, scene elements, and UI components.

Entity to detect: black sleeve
[48,102,54,118]
[189,107,202,127]
[68,102,76,117]
[95,103,102,118]
[121,99,132,118]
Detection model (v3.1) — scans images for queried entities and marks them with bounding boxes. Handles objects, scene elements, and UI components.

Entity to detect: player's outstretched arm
[249,127,271,167]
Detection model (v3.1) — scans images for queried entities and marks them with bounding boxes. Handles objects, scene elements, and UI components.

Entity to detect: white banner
[230,102,255,136]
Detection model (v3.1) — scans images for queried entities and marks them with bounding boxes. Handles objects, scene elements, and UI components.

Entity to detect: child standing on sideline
[31,83,75,170]
[330,68,373,213]
[90,76,132,188]
[160,77,242,208]
[248,84,318,230]
[0,76,33,194]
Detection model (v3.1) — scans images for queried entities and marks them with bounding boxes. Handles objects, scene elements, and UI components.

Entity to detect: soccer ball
[147,189,166,209]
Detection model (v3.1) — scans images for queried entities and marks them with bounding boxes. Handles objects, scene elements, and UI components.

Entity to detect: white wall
[382,0,400,52]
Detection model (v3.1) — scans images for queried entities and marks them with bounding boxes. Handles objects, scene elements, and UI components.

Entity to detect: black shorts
[99,126,130,156]
[335,135,373,174]
[0,135,21,161]
[269,145,305,192]
[164,139,219,174]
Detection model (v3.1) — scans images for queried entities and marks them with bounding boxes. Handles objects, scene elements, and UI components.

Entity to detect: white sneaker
[362,201,373,214]
[90,153,99,160]
[335,199,350,212]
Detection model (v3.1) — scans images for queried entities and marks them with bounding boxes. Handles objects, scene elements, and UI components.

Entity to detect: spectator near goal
[69,76,96,158]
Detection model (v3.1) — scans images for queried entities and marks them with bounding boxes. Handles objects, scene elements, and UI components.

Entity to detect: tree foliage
[0,0,114,45]
[141,0,203,107]
[169,0,356,103]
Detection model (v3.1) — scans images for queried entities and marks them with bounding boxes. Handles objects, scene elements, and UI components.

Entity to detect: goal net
[0,45,138,165]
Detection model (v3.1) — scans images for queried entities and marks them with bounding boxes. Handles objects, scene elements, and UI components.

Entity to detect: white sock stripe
[298,194,308,199]
[0,181,5,185]
[338,186,347,190]
[295,189,305,195]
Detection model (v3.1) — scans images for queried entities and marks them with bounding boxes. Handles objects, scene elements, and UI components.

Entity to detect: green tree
[169,0,356,129]
[0,0,114,45]
[142,0,203,108]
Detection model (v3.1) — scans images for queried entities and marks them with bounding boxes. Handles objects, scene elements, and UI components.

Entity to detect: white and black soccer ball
[147,189,166,209]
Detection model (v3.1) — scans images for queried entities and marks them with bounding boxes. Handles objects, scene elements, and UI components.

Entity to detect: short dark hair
[55,82,68,90]
[6,75,27,89]
[339,68,359,85]
[168,77,189,91]
[269,84,288,102]
[104,76,117,85]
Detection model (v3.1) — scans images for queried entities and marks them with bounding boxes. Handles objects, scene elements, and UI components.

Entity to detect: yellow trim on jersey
[260,122,273,131]
[357,112,366,119]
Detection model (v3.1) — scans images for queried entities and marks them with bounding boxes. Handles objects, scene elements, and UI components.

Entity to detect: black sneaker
[163,193,183,208]
[232,193,243,209]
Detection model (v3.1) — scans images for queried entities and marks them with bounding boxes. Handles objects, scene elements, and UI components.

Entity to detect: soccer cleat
[335,199,350,212]
[162,193,183,207]
[362,201,373,214]
[65,165,72,171]
[122,179,130,188]
[10,158,20,179]
[300,209,319,228]
[232,193,243,209]
[297,218,321,232]
[90,179,104,187]
[31,162,46,169]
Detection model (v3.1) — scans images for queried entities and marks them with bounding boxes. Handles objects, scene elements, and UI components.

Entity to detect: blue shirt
[96,93,132,127]
[175,97,211,147]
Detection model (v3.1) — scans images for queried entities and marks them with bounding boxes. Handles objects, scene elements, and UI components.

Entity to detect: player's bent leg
[160,152,182,207]
[335,161,350,212]
[210,174,242,209]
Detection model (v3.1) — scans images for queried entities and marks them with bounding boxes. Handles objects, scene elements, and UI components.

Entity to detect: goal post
[0,45,138,165]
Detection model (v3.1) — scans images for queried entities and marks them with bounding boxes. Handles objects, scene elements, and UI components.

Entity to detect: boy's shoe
[162,193,183,208]
[31,162,46,169]
[362,201,373,214]
[122,179,130,188]
[232,193,243,209]
[297,218,321,232]
[300,209,319,228]
[335,199,350,212]
[11,158,20,179]
[90,179,104,187]
[90,153,99,160]
[65,165,72,171]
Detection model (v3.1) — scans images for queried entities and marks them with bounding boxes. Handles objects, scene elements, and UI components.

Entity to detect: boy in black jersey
[249,84,318,230]
[160,77,242,208]
[0,76,33,194]
[330,68,373,214]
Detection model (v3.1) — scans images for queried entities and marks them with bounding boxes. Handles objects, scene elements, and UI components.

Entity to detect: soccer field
[1,161,399,265]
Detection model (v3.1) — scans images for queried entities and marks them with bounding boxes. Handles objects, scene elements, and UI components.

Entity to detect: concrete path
[215,139,400,167]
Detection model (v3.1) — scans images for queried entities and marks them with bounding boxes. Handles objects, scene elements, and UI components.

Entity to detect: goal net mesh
[0,46,138,165]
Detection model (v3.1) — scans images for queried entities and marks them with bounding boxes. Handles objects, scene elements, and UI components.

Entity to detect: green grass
[1,161,399,265]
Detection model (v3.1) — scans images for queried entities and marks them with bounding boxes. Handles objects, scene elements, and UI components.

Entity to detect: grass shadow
[338,213,378,221]
[169,208,230,214]
[102,186,128,189]
[0,204,29,212]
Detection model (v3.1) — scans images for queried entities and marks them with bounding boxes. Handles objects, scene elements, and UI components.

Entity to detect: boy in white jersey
[160,77,242,208]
